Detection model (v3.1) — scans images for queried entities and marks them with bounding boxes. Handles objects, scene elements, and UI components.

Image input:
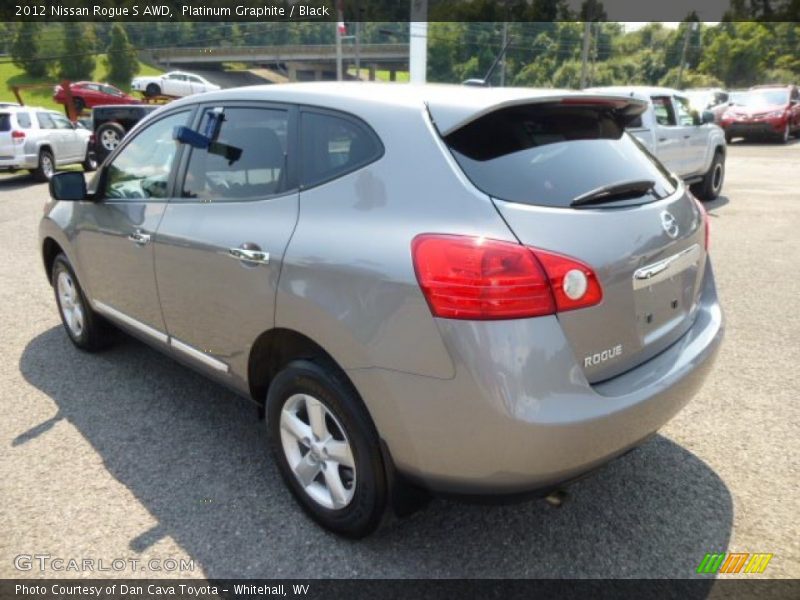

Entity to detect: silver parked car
[40,83,723,537]
[0,105,96,181]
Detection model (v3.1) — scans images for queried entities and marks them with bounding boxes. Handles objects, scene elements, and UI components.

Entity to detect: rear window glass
[16,112,31,128]
[0,113,9,132]
[445,104,677,208]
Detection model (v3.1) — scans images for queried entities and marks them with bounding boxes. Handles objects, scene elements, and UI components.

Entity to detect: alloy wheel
[101,130,121,151]
[41,154,54,179]
[57,271,84,337]
[279,393,356,510]
[712,162,724,194]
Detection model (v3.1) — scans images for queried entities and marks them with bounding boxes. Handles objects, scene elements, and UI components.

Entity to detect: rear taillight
[533,248,603,312]
[693,196,710,250]
[411,234,602,320]
[11,130,25,143]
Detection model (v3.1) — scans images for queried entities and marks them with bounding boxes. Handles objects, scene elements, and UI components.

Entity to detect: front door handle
[128,230,151,246]
[228,245,269,265]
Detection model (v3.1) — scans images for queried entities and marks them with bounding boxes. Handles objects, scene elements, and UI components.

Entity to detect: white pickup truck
[588,86,727,200]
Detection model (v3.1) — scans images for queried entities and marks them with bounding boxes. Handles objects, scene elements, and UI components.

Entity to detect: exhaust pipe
[544,489,568,508]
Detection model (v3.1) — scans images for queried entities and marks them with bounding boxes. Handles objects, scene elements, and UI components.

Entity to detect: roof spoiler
[430,93,648,137]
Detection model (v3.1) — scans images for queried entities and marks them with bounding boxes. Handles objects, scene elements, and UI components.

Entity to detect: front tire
[145,83,161,97]
[691,150,725,201]
[52,254,112,352]
[82,149,98,172]
[779,123,790,144]
[266,360,387,538]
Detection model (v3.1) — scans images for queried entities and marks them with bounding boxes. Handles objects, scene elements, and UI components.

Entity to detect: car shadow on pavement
[19,327,733,581]
[705,195,730,213]
[0,173,37,191]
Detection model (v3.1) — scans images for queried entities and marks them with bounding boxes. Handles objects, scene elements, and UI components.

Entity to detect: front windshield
[733,90,789,107]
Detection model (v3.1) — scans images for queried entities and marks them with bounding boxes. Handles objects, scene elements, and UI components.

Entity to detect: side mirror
[49,172,87,201]
[701,110,715,124]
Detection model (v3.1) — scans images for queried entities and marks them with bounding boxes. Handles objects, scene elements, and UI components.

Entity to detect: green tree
[11,21,47,78]
[59,23,96,82]
[105,23,139,86]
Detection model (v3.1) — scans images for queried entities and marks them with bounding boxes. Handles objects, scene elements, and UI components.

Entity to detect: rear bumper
[349,260,723,495]
[0,153,37,170]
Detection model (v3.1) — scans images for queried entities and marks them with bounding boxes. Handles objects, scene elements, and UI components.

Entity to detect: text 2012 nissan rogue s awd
[40,83,723,537]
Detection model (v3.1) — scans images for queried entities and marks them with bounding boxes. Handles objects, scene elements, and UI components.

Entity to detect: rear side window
[37,112,55,129]
[16,112,31,129]
[181,106,290,202]
[300,111,382,188]
[445,104,677,209]
[0,113,10,132]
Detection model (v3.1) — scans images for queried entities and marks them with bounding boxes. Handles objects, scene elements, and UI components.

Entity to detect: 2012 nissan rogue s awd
[40,83,723,537]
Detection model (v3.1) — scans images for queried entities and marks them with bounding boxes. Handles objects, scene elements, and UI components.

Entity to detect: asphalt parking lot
[1,140,799,580]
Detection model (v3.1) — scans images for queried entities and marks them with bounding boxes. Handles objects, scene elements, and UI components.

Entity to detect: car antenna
[462,35,513,87]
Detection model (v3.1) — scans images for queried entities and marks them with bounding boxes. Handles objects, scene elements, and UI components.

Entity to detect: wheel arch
[42,237,64,285]
[247,327,349,406]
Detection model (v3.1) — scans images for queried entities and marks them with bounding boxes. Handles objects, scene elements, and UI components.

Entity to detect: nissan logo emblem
[661,211,680,239]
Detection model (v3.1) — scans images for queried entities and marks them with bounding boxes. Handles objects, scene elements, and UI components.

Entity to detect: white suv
[0,106,96,181]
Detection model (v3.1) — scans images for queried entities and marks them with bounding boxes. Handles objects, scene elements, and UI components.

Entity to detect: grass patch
[348,67,409,82]
[0,56,162,111]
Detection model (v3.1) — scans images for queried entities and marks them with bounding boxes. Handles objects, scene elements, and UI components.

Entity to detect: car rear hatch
[0,112,18,159]
[431,94,708,383]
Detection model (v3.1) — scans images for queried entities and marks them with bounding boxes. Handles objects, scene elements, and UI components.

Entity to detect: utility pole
[355,21,361,79]
[676,22,697,90]
[409,0,428,84]
[579,20,591,89]
[589,21,599,86]
[500,21,509,87]
[335,0,344,80]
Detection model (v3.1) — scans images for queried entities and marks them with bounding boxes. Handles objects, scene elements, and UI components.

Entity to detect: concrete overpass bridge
[150,43,410,81]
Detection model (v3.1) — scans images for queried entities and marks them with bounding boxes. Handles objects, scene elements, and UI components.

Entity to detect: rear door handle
[228,246,269,265]
[128,230,151,246]
[658,137,668,142]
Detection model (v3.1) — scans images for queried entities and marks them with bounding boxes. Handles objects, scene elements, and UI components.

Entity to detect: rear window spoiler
[428,93,648,136]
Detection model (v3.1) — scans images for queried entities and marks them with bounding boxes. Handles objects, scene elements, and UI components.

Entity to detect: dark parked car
[53,82,140,114]
[92,104,159,161]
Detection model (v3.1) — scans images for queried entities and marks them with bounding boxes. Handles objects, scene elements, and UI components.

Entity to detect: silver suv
[40,83,723,537]
[0,106,96,181]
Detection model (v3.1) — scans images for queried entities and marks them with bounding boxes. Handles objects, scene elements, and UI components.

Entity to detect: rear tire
[691,150,725,201]
[145,83,161,97]
[52,254,113,352]
[31,149,55,182]
[73,97,85,113]
[266,359,387,538]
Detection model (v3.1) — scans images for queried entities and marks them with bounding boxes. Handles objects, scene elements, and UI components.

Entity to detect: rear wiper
[571,179,657,207]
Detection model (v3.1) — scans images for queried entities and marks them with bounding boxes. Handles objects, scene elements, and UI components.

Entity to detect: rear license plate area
[633,245,702,343]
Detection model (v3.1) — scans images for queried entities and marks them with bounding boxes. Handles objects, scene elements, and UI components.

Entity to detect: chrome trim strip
[93,301,169,343]
[170,338,230,373]
[633,244,702,290]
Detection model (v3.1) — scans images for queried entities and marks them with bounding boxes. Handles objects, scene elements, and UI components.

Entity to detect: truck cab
[588,86,727,200]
